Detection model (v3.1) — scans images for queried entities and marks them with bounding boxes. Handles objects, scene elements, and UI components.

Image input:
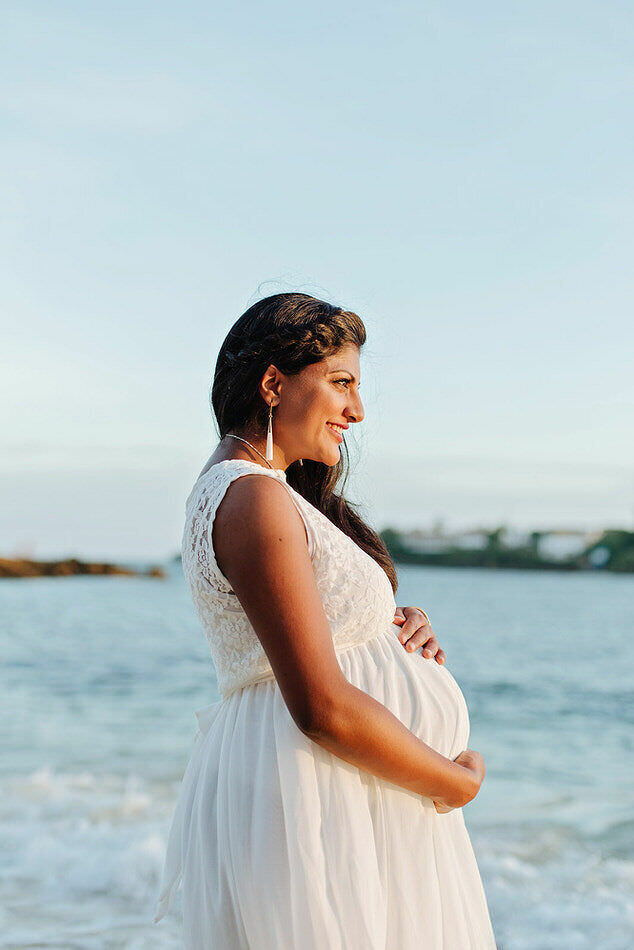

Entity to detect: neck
[224,434,271,467]
[223,429,293,471]
[226,435,292,472]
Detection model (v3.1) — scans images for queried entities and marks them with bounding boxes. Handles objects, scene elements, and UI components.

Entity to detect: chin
[322,447,341,466]
[305,446,340,467]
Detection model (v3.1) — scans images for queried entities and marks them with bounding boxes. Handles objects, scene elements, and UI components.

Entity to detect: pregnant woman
[154,292,497,948]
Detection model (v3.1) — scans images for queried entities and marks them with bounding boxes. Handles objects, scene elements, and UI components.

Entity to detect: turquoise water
[1,564,633,948]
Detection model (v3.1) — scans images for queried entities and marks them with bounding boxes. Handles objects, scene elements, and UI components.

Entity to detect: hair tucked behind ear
[211,292,398,594]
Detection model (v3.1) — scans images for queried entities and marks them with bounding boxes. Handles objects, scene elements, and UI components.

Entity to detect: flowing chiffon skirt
[154,622,497,949]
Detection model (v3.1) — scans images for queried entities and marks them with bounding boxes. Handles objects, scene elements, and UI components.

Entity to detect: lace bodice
[181,459,397,699]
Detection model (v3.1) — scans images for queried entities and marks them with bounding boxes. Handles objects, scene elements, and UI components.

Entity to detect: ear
[259,364,283,405]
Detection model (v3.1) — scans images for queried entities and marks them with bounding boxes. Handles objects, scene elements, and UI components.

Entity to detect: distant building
[397,526,600,562]
[400,529,452,554]
[452,530,490,551]
[536,530,599,562]
[399,527,490,554]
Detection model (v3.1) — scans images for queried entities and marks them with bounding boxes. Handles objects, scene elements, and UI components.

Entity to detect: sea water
[1,564,632,949]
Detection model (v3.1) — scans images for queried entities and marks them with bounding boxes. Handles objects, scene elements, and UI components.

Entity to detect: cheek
[286,382,338,428]
[286,390,322,426]
[304,389,332,418]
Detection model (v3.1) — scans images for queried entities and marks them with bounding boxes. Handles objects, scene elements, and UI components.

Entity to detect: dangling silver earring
[266,403,274,462]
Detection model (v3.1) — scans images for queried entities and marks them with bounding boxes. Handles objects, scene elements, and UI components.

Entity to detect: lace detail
[182,459,397,698]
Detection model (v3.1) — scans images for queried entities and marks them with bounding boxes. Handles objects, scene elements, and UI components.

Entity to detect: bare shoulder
[212,473,308,575]
[214,472,303,537]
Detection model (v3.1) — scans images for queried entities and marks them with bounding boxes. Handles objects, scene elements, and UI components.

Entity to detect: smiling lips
[326,422,346,443]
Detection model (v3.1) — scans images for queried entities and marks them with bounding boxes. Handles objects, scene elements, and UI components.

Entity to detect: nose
[346,390,365,424]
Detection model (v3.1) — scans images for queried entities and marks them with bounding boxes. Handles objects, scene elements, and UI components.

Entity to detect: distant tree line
[380,528,634,573]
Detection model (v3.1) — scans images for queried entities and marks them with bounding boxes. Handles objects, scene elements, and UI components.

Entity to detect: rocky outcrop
[0,558,165,579]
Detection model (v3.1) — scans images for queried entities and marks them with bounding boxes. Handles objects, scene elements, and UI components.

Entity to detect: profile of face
[262,344,364,467]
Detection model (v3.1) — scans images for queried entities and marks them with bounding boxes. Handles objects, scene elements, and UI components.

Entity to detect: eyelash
[333,378,360,391]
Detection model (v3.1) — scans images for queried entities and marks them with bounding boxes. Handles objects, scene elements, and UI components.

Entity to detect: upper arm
[211,474,348,733]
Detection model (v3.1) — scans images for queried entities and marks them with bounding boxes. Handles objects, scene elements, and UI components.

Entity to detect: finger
[434,649,447,665]
[398,613,430,644]
[407,632,438,655]
[420,635,440,658]
[398,618,423,643]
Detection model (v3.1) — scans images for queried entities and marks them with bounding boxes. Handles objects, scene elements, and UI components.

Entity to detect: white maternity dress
[154,458,497,948]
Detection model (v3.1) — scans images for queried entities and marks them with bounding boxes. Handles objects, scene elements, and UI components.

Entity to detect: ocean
[2,563,633,949]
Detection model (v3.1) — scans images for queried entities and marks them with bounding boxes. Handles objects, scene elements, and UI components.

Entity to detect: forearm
[303,682,477,809]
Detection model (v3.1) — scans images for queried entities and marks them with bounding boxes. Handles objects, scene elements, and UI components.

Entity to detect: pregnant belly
[336,622,471,761]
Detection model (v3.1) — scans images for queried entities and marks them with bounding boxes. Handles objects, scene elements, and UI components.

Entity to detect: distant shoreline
[0,557,165,579]
[381,528,634,574]
[387,554,613,574]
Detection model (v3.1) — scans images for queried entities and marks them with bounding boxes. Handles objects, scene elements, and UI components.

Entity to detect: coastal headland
[0,558,165,579]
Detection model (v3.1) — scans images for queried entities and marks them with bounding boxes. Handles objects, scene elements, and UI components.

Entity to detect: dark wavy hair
[210,292,398,593]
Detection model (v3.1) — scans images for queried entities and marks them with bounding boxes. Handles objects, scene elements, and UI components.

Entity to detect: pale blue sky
[2,1,633,560]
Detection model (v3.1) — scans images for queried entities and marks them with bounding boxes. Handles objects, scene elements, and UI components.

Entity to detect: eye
[334,378,351,387]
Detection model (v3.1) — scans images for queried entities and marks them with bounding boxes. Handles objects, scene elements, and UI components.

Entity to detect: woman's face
[273,344,364,467]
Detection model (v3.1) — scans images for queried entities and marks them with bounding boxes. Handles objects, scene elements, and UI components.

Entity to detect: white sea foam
[3,764,633,948]
[1,767,182,947]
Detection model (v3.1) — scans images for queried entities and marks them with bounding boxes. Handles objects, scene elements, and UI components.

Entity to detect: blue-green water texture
[2,564,633,949]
